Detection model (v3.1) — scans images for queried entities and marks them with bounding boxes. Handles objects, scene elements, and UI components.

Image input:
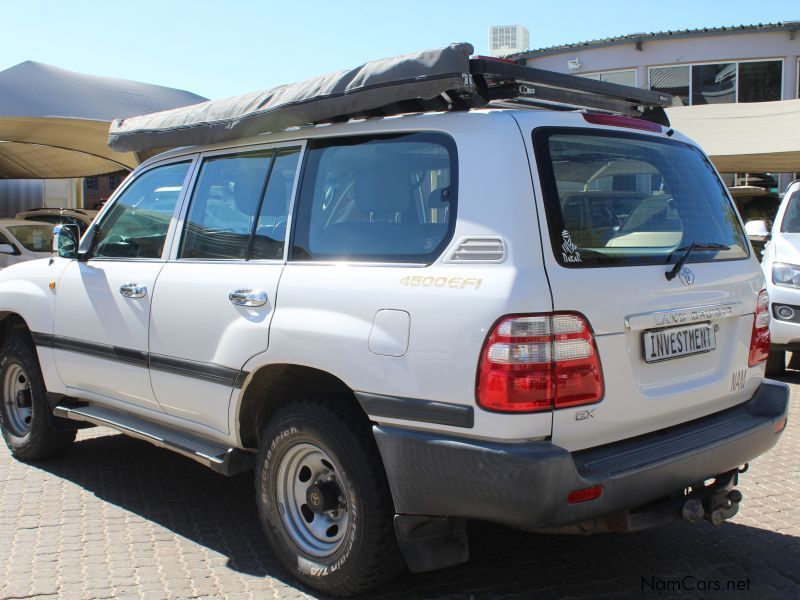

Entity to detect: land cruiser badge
[561,230,581,263]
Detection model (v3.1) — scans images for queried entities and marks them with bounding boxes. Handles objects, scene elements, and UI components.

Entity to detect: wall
[524,30,799,101]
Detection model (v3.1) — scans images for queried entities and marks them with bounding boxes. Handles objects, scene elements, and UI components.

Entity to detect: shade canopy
[0,61,206,178]
[666,99,800,173]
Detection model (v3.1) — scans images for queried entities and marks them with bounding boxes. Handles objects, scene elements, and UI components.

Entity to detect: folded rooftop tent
[108,43,673,154]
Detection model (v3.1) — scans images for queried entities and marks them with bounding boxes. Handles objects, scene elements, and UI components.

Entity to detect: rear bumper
[374,380,789,528]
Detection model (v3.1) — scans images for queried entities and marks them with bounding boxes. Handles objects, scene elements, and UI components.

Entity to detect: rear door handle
[229,289,268,307]
[119,283,147,299]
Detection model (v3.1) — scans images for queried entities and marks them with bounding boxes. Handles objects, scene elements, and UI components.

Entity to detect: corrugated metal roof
[510,21,800,60]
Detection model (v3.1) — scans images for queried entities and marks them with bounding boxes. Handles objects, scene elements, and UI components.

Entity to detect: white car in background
[761,179,800,374]
[0,219,54,269]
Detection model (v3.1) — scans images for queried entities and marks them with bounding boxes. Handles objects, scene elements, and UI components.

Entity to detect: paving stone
[1,379,799,599]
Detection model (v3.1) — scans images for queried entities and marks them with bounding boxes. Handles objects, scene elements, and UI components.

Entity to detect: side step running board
[53,403,253,476]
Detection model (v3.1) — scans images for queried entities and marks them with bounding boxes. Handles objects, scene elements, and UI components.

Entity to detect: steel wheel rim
[276,442,350,557]
[3,363,32,436]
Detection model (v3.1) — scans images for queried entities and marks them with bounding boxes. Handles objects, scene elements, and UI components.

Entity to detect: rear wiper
[665,243,730,281]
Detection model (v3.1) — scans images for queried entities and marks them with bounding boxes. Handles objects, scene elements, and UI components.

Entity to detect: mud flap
[394,515,469,573]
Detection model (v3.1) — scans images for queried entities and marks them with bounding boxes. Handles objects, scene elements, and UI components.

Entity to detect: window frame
[579,68,638,87]
[168,140,306,264]
[83,155,199,263]
[648,58,784,105]
[288,131,459,266]
[531,126,750,269]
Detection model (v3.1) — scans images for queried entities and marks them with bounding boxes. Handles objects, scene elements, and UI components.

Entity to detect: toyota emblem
[678,267,695,286]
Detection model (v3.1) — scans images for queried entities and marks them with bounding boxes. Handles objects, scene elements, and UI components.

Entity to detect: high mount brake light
[749,289,770,367]
[582,113,663,133]
[477,313,604,413]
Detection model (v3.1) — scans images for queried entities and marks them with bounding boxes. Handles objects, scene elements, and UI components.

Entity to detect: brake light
[582,113,662,133]
[748,289,770,367]
[477,313,604,412]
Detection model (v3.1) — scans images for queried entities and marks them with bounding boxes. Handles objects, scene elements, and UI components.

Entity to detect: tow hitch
[682,468,743,526]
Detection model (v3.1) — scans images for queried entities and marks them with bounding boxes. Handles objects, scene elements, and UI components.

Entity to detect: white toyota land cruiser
[0,46,789,596]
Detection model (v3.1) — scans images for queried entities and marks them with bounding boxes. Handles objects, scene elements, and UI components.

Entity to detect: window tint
[180,147,300,260]
[93,162,189,259]
[780,191,800,233]
[292,133,456,263]
[7,225,52,252]
[534,129,749,267]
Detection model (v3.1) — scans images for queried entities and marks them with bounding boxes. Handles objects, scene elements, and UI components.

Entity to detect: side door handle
[119,282,147,299]
[229,289,268,307]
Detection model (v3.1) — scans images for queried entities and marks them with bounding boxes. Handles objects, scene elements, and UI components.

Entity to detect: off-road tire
[0,332,75,459]
[765,349,786,377]
[255,395,404,596]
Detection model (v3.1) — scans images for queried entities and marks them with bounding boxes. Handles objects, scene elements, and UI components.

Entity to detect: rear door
[522,120,763,450]
[148,143,302,433]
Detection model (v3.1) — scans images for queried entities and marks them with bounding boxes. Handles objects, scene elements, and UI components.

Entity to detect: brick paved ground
[1,376,798,600]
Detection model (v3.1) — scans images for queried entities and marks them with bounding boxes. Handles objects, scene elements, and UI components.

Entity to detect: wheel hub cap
[276,442,350,557]
[3,364,32,436]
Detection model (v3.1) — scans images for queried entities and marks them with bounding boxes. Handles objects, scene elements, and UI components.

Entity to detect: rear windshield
[7,224,53,252]
[533,129,749,267]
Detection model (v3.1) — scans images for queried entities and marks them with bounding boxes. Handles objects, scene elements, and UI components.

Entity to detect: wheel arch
[236,363,364,448]
[0,312,34,346]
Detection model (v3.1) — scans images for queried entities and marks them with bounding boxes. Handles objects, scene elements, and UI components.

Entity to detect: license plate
[643,322,716,363]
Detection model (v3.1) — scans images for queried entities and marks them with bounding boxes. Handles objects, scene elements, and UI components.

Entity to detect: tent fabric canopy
[108,43,474,153]
[666,99,800,173]
[0,61,206,178]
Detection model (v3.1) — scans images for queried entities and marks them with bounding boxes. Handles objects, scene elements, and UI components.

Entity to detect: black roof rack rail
[467,57,676,126]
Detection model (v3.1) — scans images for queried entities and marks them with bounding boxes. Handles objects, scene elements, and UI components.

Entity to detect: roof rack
[108,44,676,154]
[468,57,675,125]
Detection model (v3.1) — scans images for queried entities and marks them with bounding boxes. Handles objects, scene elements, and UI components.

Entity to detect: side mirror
[0,243,17,255]
[52,224,80,259]
[744,219,770,242]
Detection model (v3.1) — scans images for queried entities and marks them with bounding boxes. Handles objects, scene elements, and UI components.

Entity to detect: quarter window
[93,161,190,259]
[291,133,457,263]
[179,147,300,260]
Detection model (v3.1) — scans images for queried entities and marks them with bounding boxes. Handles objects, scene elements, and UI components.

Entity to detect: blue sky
[1,0,797,100]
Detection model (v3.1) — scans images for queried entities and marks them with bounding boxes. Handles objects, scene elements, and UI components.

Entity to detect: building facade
[489,25,530,57]
[511,22,800,191]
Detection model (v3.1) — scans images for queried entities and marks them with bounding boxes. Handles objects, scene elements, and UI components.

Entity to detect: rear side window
[533,129,749,267]
[291,133,457,263]
[179,147,300,260]
[780,191,800,233]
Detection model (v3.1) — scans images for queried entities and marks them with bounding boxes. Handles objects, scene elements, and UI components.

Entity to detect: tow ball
[681,468,743,526]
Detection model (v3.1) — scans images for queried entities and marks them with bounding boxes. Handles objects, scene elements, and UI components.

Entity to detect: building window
[692,63,736,105]
[738,61,782,102]
[108,174,122,190]
[650,60,782,106]
[649,66,690,105]
[581,69,637,87]
[85,176,99,190]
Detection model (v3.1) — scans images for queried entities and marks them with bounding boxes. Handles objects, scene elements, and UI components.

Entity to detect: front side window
[780,191,800,233]
[533,129,749,268]
[179,147,300,260]
[291,133,457,263]
[93,161,190,259]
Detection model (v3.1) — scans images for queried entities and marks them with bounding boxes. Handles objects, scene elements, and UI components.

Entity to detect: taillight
[748,289,770,367]
[477,312,604,413]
